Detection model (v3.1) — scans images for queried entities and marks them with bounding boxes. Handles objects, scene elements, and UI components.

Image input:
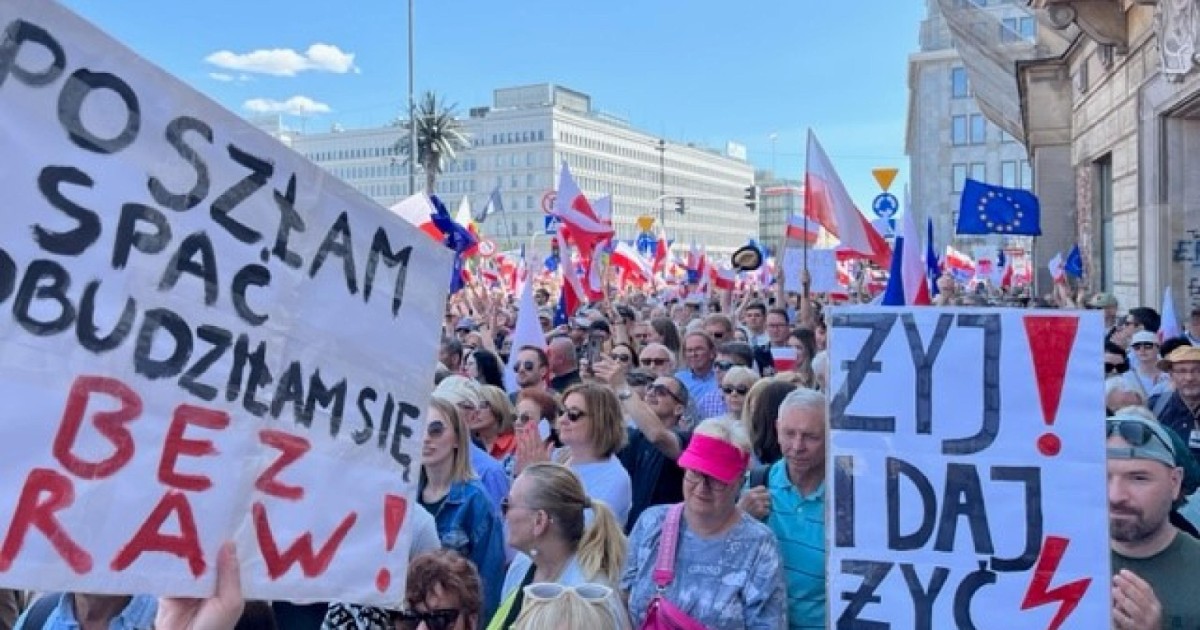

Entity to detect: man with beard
[1107,411,1200,629]
[738,388,826,629]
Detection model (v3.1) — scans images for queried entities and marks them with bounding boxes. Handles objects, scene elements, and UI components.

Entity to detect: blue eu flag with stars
[955,179,1041,236]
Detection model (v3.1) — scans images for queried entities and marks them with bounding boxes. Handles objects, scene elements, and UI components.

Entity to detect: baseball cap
[1106,413,1177,468]
[455,317,477,332]
[1130,331,1159,347]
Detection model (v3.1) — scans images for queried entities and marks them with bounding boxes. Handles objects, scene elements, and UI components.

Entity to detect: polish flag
[785,214,820,245]
[389,194,446,242]
[552,162,614,258]
[944,246,977,282]
[653,230,670,274]
[710,264,737,291]
[611,241,653,285]
[880,210,931,306]
[804,130,892,268]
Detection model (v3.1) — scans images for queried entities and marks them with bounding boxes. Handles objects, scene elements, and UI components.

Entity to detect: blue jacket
[421,479,506,621]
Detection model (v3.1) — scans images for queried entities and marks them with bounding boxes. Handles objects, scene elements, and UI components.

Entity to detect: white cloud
[205,44,357,77]
[243,96,332,116]
[209,72,253,83]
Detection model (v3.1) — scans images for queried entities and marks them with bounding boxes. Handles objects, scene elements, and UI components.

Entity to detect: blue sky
[63,0,926,208]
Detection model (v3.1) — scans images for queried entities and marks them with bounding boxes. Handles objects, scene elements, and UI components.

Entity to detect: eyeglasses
[1106,419,1176,458]
[1132,343,1157,350]
[640,357,670,366]
[426,421,446,438]
[1105,362,1129,375]
[559,408,587,423]
[610,353,632,363]
[455,401,477,412]
[1173,366,1200,377]
[709,331,726,340]
[722,384,751,396]
[516,360,538,372]
[523,582,613,603]
[646,383,683,404]
[714,360,734,371]
[684,468,734,492]
[393,608,460,630]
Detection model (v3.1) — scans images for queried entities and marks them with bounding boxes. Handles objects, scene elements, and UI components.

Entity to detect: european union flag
[956,179,1041,236]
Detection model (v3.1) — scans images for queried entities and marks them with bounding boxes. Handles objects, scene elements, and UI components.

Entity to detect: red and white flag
[611,241,653,286]
[552,162,613,258]
[653,229,670,274]
[804,130,891,268]
[710,264,737,291]
[785,214,820,245]
[390,194,445,243]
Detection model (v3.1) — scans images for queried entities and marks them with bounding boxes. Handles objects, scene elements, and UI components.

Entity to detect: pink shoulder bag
[638,503,709,630]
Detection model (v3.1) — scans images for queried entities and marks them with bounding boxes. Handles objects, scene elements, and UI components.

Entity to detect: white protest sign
[0,1,453,605]
[782,247,837,293]
[827,308,1108,628]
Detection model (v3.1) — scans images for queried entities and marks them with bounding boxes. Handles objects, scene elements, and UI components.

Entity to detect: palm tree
[394,91,471,194]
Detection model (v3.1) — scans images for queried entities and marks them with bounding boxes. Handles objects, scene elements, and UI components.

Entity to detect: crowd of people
[5,274,1200,629]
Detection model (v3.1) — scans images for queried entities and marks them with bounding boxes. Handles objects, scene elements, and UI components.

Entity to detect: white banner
[782,247,837,293]
[0,1,452,605]
[827,308,1108,628]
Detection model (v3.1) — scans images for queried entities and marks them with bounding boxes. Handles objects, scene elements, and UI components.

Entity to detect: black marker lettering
[830,313,896,432]
[35,166,100,256]
[147,116,213,211]
[57,69,140,154]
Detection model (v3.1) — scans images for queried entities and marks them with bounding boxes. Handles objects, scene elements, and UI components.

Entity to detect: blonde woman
[513,583,614,630]
[489,463,630,629]
[547,382,632,526]
[420,395,506,621]
[712,365,759,423]
[475,385,518,461]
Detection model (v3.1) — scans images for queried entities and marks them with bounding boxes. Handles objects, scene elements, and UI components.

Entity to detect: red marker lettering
[111,489,205,577]
[253,501,356,579]
[0,468,90,574]
[255,430,310,501]
[53,375,142,479]
[158,404,229,491]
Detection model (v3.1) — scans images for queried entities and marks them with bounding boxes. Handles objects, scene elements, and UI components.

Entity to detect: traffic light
[675,197,686,214]
[744,186,758,212]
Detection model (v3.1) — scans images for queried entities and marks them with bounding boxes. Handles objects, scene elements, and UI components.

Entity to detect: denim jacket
[421,479,506,621]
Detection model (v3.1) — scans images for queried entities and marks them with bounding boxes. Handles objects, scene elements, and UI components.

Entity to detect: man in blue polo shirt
[739,387,825,629]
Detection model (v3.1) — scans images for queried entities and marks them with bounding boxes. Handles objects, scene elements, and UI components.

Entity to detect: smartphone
[586,335,602,375]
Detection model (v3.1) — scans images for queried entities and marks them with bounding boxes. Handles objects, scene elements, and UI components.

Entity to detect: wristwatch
[617,388,633,401]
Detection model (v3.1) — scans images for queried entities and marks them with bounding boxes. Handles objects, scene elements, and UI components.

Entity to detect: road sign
[871,168,899,192]
[541,191,557,214]
[872,192,899,219]
[476,238,497,258]
[543,215,562,235]
[636,215,655,232]
[637,232,656,255]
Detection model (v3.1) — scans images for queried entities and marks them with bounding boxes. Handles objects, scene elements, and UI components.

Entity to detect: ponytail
[576,498,627,585]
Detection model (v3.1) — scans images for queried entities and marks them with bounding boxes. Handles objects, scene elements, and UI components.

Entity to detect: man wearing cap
[739,388,826,629]
[1089,292,1120,332]
[454,317,478,342]
[431,376,510,510]
[1126,331,1171,400]
[1149,346,1200,460]
[1107,412,1200,628]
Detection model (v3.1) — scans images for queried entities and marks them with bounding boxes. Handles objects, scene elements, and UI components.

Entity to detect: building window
[1020,160,1033,189]
[1001,160,1018,188]
[1001,17,1035,43]
[952,164,968,192]
[970,114,986,144]
[1000,130,1017,144]
[952,116,968,146]
[970,162,986,183]
[1095,155,1113,289]
[951,67,970,99]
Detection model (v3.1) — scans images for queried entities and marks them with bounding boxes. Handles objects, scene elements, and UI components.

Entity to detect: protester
[512,389,561,478]
[1105,376,1147,415]
[511,584,613,630]
[419,396,506,620]
[1089,292,1120,332]
[622,418,787,628]
[546,382,632,526]
[1106,412,1200,627]
[716,366,759,422]
[810,350,829,392]
[475,385,518,461]
[466,349,506,389]
[489,463,630,630]
[608,342,638,369]
[546,337,582,393]
[440,337,465,374]
[743,378,798,466]
[1149,346,1200,460]
[648,317,682,358]
[511,346,550,395]
[636,342,675,378]
[16,593,156,629]
[786,328,818,388]
[397,549,484,630]
[740,300,770,347]
[434,376,511,509]
[1126,331,1170,399]
[740,388,827,629]
[676,331,727,419]
[1187,307,1200,346]
[765,308,791,349]
[1106,340,1132,377]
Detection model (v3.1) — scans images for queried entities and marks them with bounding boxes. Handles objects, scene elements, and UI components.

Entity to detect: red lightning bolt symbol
[1020,535,1092,630]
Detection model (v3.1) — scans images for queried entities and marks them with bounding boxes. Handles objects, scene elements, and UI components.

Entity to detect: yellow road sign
[636,215,656,232]
[872,168,899,192]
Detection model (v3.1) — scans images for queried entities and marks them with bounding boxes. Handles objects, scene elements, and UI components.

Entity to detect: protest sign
[782,247,837,293]
[0,0,452,605]
[827,308,1108,629]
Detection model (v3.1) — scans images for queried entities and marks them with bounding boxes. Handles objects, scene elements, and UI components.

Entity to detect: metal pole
[407,0,417,196]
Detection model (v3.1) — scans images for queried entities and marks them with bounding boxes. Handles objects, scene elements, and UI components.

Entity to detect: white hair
[778,387,826,418]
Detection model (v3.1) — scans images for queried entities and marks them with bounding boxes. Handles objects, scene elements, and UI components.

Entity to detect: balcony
[1025,0,1150,54]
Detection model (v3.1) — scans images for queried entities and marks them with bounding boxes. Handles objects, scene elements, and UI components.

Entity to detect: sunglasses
[710,331,726,340]
[640,357,670,366]
[1105,362,1129,375]
[523,582,613,603]
[611,353,632,363]
[516,360,538,372]
[393,609,460,630]
[714,360,735,371]
[722,385,751,396]
[559,408,587,423]
[1106,419,1176,457]
[517,412,537,424]
[1132,343,1157,350]
[646,383,683,404]
[426,421,446,438]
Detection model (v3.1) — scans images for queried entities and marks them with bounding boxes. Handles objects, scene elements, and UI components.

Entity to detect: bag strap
[748,463,770,489]
[23,593,61,630]
[1151,392,1171,419]
[652,503,685,588]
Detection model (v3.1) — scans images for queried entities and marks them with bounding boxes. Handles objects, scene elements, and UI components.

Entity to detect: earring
[529,546,539,558]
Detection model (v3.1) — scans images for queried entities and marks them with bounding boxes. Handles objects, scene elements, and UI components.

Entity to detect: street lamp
[407,0,417,195]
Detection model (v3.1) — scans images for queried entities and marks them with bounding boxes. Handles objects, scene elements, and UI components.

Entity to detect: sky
[63,0,927,210]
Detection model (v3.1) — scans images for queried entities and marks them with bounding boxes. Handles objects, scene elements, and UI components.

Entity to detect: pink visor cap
[678,433,750,484]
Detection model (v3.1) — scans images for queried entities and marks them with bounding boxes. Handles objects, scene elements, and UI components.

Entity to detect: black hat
[731,245,763,271]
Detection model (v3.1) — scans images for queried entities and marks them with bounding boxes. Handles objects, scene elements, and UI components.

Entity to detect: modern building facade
[1016,0,1200,311]
[754,171,804,257]
[906,0,1039,259]
[269,84,757,258]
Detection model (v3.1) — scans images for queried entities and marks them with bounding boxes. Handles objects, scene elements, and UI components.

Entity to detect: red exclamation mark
[375,494,408,592]
[1022,315,1079,457]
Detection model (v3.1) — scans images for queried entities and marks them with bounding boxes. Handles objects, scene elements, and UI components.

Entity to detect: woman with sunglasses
[512,583,614,630]
[549,383,632,527]
[1124,331,1171,400]
[608,342,639,369]
[712,366,759,423]
[474,385,518,463]
[622,419,786,629]
[395,549,484,630]
[512,389,562,479]
[487,463,630,630]
[420,396,506,621]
